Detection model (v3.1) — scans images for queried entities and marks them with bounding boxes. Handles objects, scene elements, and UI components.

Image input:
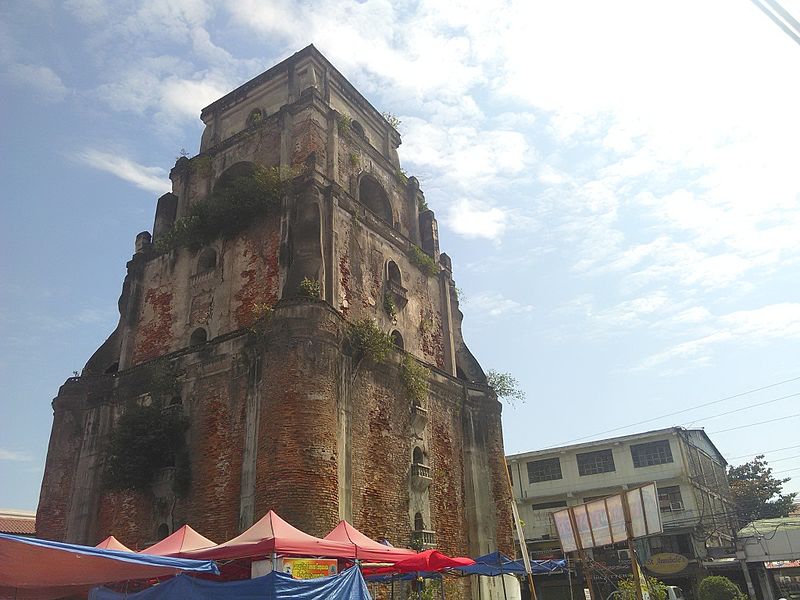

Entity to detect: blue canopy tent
[90,564,371,600]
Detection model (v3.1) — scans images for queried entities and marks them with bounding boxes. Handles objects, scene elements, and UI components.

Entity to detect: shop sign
[765,560,800,569]
[645,553,688,575]
[281,557,338,579]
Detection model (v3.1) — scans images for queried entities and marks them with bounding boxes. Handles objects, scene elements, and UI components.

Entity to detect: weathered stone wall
[37,47,513,588]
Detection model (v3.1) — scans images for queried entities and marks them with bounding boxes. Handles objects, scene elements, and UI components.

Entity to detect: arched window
[104,362,119,374]
[246,108,264,126]
[387,261,402,286]
[414,512,425,531]
[351,120,366,139]
[197,247,217,272]
[156,523,169,540]
[213,162,256,195]
[189,327,207,346]
[413,446,424,465]
[358,175,392,223]
[390,330,404,349]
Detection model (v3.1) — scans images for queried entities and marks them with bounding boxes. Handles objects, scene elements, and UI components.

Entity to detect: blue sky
[2,0,800,511]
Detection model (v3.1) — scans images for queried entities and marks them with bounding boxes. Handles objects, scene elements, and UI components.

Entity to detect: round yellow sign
[645,553,689,575]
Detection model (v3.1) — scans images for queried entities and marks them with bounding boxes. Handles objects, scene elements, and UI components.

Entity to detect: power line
[710,414,800,434]
[681,392,800,426]
[727,444,800,460]
[750,0,800,47]
[555,375,800,445]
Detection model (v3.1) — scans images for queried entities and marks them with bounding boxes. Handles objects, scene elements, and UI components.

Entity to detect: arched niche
[358,175,392,224]
[156,523,169,540]
[414,512,425,531]
[413,446,425,465]
[189,327,208,346]
[197,247,217,272]
[390,330,404,349]
[351,120,366,139]
[387,260,402,286]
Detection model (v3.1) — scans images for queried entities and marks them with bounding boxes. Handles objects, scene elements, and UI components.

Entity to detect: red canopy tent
[323,521,416,563]
[185,511,355,561]
[139,525,216,557]
[95,536,133,552]
[364,549,475,575]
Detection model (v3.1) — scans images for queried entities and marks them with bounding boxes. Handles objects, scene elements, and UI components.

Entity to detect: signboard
[281,558,338,579]
[552,482,663,552]
[766,560,800,569]
[645,553,689,575]
[251,557,338,579]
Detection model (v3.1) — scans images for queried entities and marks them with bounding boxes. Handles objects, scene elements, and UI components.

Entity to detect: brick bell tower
[37,46,513,571]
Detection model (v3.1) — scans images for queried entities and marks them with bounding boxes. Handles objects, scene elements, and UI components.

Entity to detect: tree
[486,370,526,406]
[727,454,797,526]
[617,574,667,600]
[698,576,745,600]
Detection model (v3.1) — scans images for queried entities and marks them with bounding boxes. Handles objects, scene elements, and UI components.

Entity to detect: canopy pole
[391,575,395,600]
[440,575,445,600]
[271,551,277,572]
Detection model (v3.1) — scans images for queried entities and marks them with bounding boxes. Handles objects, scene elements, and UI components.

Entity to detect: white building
[507,428,737,595]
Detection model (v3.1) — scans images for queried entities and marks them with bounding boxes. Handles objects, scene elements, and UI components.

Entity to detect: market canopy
[90,564,371,600]
[365,549,474,575]
[95,536,134,552]
[0,533,218,600]
[140,525,216,557]
[185,511,355,561]
[454,552,566,576]
[324,521,416,563]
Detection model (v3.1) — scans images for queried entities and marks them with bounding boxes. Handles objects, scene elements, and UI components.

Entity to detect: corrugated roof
[0,514,36,535]
[738,517,800,537]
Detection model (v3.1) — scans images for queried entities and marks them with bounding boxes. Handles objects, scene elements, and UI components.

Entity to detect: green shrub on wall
[402,354,429,406]
[409,246,438,277]
[155,166,292,253]
[299,277,321,298]
[104,400,190,496]
[347,318,394,363]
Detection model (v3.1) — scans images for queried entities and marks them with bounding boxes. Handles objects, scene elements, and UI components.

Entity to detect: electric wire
[709,413,800,434]
[727,444,800,460]
[553,374,800,446]
[680,392,800,426]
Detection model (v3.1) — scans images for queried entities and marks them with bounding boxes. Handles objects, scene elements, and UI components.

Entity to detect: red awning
[95,536,133,552]
[0,533,218,600]
[365,549,475,575]
[323,521,416,563]
[139,525,216,557]
[185,511,355,561]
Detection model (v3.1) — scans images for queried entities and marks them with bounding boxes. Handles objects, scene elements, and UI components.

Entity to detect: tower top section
[199,45,401,165]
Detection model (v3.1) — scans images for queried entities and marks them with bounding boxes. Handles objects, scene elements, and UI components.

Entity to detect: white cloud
[0,449,32,462]
[78,149,171,194]
[463,291,534,318]
[637,303,800,372]
[446,199,508,240]
[4,63,68,102]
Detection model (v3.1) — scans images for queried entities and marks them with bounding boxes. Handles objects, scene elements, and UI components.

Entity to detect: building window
[527,458,562,483]
[414,512,425,531]
[531,500,567,511]
[658,486,684,512]
[390,330,404,349]
[358,175,392,223]
[631,440,674,468]
[577,449,615,476]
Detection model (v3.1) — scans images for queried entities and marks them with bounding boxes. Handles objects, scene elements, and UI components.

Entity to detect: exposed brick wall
[292,116,327,170]
[132,287,174,365]
[428,389,469,556]
[254,306,341,537]
[232,218,281,328]
[350,365,412,545]
[184,369,246,542]
[36,393,84,540]
[484,403,514,556]
[96,489,152,549]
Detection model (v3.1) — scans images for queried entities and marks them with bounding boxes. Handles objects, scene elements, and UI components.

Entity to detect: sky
[2,0,800,512]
